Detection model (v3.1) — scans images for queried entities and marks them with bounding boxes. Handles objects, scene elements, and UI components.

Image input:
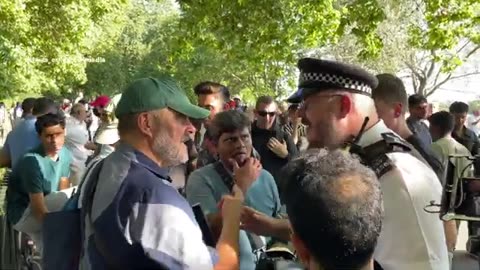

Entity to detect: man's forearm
[215,211,241,270]
[443,220,457,252]
[270,218,291,242]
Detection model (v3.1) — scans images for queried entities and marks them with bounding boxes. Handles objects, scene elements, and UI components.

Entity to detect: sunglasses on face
[258,111,276,117]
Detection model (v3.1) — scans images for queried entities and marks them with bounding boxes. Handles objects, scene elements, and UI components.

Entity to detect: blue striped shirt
[80,143,217,270]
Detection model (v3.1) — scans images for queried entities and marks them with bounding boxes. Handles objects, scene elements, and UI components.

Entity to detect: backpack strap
[211,161,266,251]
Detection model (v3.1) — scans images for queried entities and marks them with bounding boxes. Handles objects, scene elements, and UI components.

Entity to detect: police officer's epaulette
[349,132,412,178]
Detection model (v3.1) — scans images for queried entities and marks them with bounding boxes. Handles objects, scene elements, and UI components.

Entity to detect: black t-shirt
[407,134,445,182]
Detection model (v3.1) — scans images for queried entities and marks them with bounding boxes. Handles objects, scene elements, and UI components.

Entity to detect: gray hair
[282,148,384,269]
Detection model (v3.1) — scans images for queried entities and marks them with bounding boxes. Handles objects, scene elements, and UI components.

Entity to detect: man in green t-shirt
[6,113,73,254]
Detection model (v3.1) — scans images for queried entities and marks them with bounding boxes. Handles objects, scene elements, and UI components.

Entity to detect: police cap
[287,58,378,103]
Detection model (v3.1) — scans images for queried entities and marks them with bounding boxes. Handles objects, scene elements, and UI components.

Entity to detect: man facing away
[372,73,444,181]
[0,97,58,169]
[79,77,243,270]
[282,149,383,270]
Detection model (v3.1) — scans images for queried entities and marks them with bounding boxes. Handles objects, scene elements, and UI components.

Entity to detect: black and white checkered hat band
[299,72,372,94]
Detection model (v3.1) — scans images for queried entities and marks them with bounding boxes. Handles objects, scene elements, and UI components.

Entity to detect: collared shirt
[452,126,480,156]
[407,117,432,147]
[3,116,40,168]
[358,120,449,270]
[79,143,216,270]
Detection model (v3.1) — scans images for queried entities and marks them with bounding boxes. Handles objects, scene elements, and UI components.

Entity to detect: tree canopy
[0,0,478,103]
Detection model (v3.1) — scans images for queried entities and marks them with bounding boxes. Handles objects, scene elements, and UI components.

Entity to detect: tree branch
[448,71,480,81]
[465,45,480,59]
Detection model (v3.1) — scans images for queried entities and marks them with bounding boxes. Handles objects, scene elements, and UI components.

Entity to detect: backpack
[42,159,104,270]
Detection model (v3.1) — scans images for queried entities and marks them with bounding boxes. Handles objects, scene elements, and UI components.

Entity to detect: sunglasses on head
[258,111,276,117]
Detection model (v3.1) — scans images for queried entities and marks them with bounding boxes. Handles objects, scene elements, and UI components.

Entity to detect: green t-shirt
[6,146,72,224]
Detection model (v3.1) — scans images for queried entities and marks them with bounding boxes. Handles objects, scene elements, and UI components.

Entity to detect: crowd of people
[0,58,479,270]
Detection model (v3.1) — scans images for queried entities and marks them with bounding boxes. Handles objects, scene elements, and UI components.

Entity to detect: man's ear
[291,231,311,267]
[394,103,403,118]
[339,95,352,118]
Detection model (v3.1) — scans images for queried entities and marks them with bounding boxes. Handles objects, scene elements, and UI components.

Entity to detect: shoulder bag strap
[211,161,265,251]
[81,159,124,270]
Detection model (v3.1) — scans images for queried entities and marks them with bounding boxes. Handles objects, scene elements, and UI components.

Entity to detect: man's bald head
[282,149,383,269]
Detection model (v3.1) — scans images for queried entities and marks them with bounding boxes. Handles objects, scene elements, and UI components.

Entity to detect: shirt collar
[116,143,172,182]
[357,120,393,147]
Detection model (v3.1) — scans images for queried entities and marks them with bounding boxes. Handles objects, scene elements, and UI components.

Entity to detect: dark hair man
[287,58,449,269]
[6,113,73,254]
[80,77,243,269]
[407,94,432,147]
[283,149,383,270]
[372,74,444,181]
[187,109,282,270]
[449,101,479,156]
[252,95,297,186]
[1,97,57,168]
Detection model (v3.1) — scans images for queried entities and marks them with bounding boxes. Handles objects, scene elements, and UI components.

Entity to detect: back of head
[408,94,427,108]
[429,111,455,137]
[194,81,230,101]
[282,149,383,269]
[373,74,408,113]
[449,101,469,114]
[21,98,36,113]
[35,113,66,135]
[208,110,251,142]
[32,97,57,116]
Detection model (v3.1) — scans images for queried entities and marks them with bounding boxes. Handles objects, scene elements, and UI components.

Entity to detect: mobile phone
[192,203,216,247]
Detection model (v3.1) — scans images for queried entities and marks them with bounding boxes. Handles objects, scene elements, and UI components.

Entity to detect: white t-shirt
[358,121,449,270]
[467,114,480,136]
[65,116,90,167]
[432,136,474,180]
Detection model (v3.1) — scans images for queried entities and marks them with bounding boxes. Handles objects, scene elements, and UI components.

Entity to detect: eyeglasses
[257,111,276,117]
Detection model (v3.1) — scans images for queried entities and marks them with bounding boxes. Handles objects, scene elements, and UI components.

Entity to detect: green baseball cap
[115,77,210,119]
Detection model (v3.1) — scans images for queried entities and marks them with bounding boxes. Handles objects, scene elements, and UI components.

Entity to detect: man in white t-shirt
[65,103,94,185]
[467,110,480,136]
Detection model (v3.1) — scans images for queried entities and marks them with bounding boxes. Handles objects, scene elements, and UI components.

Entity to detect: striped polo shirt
[79,143,217,270]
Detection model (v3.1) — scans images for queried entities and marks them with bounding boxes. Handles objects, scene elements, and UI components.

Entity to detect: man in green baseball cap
[115,76,210,166]
[79,76,244,269]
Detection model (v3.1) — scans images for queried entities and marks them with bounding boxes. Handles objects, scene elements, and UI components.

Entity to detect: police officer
[287,58,449,270]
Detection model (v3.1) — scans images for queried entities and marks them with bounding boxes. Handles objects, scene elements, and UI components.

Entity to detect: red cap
[90,95,110,108]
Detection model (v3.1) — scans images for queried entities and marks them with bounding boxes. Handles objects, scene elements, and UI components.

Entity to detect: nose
[185,119,197,135]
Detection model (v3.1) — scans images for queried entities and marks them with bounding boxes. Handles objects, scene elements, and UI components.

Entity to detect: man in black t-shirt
[372,74,445,181]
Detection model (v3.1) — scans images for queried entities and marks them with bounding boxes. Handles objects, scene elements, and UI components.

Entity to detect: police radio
[439,155,480,222]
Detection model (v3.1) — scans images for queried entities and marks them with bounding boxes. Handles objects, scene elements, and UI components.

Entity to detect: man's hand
[268,138,288,158]
[230,158,261,194]
[219,185,244,219]
[240,206,275,237]
[240,206,291,241]
[0,148,11,168]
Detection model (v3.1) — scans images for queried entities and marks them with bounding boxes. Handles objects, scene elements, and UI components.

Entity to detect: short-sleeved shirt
[358,121,449,270]
[186,163,282,270]
[79,143,216,270]
[3,116,40,168]
[6,146,72,224]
